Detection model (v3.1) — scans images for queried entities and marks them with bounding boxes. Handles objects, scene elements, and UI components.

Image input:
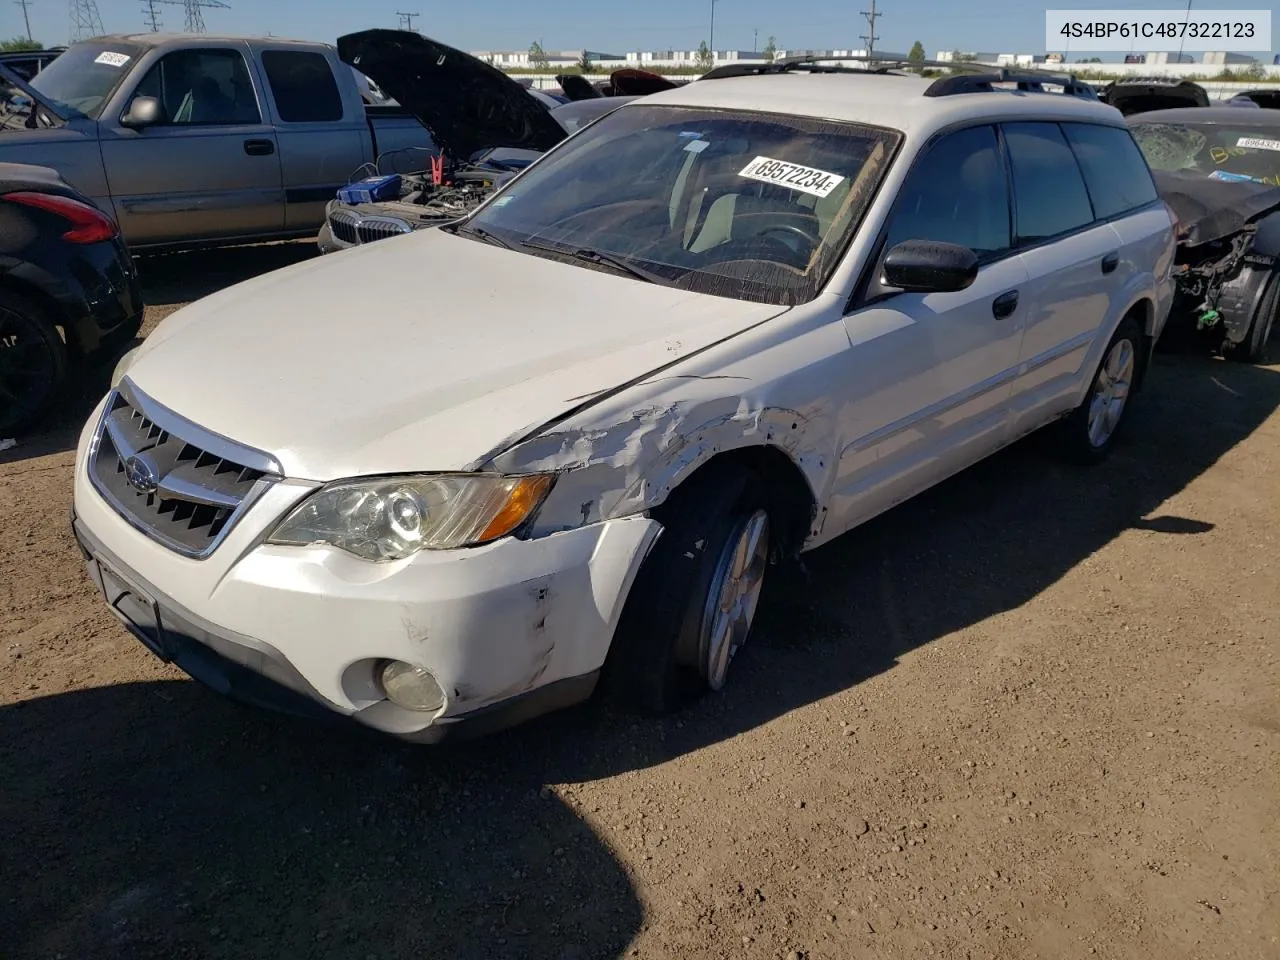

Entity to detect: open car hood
[1153,169,1280,247]
[1101,78,1209,116]
[0,61,70,123]
[336,29,567,160]
[556,67,679,101]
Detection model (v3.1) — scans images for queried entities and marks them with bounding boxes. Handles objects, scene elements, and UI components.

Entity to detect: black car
[1128,107,1280,362]
[0,162,143,436]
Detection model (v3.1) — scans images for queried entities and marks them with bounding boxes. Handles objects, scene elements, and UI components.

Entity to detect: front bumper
[71,409,662,742]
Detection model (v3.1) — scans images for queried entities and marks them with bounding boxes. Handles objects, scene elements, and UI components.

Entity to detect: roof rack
[698,52,992,81]
[923,68,1098,100]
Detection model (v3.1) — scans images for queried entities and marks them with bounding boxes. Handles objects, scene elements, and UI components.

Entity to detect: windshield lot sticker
[1237,136,1280,153]
[738,156,845,198]
[94,51,132,67]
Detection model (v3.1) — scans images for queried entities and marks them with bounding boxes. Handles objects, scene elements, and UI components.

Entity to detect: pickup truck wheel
[1054,316,1142,465]
[605,462,771,716]
[1224,271,1278,364]
[0,292,67,437]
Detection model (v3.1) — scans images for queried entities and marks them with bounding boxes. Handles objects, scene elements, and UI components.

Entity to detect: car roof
[1126,105,1280,125]
[77,33,331,49]
[623,72,1125,140]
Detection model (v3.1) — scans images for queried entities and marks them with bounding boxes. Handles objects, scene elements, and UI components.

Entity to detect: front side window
[1062,122,1159,219]
[129,49,260,126]
[882,124,1012,258]
[1128,120,1280,187]
[26,40,144,118]
[460,104,902,306]
[1003,121,1096,243]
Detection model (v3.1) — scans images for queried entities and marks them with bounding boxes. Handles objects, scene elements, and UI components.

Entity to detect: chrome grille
[88,381,282,559]
[356,217,412,244]
[328,210,358,245]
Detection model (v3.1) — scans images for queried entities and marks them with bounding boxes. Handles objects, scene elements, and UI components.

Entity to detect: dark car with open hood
[1128,106,1280,361]
[0,162,142,437]
[319,31,639,252]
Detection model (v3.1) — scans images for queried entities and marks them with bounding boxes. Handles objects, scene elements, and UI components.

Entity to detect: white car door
[999,120,1140,436]
[828,123,1029,535]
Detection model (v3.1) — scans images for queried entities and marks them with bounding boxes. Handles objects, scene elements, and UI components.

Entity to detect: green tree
[577,50,592,71]
[1,37,42,52]
[763,36,777,62]
[696,40,713,69]
[907,40,926,73]
[528,41,549,70]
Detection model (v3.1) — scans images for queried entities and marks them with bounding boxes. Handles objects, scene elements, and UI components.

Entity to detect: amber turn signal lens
[478,474,555,542]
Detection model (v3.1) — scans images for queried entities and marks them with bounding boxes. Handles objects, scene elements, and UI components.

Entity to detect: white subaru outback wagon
[72,61,1177,742]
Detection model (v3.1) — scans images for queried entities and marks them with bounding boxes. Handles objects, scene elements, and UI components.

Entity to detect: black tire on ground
[1224,270,1279,364]
[0,291,67,438]
[1053,315,1144,466]
[604,461,772,716]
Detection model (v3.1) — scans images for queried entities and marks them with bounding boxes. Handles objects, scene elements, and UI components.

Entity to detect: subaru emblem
[123,454,159,494]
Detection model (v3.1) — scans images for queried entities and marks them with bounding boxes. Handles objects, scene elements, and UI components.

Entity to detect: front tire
[1054,316,1142,465]
[605,462,772,715]
[0,292,67,437]
[1224,271,1278,364]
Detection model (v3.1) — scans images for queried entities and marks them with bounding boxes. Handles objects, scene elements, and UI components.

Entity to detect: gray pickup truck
[0,33,436,250]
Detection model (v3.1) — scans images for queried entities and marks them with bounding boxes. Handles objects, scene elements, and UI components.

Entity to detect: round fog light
[379,660,446,712]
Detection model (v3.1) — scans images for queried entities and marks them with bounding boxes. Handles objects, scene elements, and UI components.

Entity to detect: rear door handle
[992,290,1019,320]
[244,138,275,156]
[1101,251,1120,275]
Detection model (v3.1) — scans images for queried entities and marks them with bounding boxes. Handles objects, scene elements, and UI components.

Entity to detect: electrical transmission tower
[69,0,105,41]
[151,0,228,32]
[859,0,880,59]
[396,10,419,30]
[141,0,162,30]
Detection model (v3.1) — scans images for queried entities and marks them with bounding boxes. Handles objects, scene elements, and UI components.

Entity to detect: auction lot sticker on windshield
[94,51,131,67]
[738,156,845,198]
[1237,137,1280,153]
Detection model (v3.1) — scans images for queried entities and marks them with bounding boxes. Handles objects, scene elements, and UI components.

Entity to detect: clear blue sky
[6,0,1275,59]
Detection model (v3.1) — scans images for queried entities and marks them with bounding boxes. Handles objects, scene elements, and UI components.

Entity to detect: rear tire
[1053,316,1143,465]
[1224,270,1278,364]
[605,462,772,716]
[0,292,67,437]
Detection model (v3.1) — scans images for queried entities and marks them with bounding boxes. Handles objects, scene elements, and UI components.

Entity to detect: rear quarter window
[1062,122,1159,220]
[261,50,343,123]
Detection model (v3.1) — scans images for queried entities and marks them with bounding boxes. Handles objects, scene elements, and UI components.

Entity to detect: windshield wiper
[448,222,514,250]
[519,237,669,285]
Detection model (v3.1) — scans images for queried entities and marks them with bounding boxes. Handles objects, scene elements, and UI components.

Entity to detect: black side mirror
[120,95,161,128]
[883,239,979,293]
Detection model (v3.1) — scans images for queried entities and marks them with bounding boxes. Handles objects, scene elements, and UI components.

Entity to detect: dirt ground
[1,243,1277,960]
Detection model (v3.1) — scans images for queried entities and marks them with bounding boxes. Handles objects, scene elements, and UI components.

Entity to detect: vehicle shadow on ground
[134,239,319,307]
[0,243,321,466]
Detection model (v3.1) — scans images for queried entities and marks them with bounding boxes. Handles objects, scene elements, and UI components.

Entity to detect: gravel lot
[2,243,1278,960]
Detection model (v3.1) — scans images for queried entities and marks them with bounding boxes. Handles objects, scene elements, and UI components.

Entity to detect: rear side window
[261,50,343,122]
[1062,122,1159,219]
[1002,122,1095,243]
[883,124,1011,258]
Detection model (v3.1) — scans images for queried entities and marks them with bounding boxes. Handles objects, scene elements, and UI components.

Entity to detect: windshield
[461,104,901,306]
[27,41,144,119]
[1130,120,1280,187]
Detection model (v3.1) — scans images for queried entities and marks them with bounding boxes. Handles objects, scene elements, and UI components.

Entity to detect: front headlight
[266,473,555,561]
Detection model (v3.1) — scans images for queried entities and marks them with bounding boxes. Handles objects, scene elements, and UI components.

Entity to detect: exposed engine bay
[1155,169,1280,359]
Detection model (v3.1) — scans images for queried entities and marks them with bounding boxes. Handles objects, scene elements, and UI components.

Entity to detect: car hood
[125,231,788,482]
[336,29,567,161]
[1102,79,1209,116]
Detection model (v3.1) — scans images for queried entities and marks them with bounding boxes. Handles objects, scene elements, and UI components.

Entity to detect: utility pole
[859,0,880,59]
[396,11,418,31]
[15,0,34,42]
[708,0,718,61]
[754,27,758,51]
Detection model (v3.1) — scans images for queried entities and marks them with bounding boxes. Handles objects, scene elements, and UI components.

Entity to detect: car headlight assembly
[267,473,555,561]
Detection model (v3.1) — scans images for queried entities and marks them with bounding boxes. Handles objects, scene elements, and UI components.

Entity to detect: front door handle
[1101,251,1120,275]
[244,138,275,156]
[992,289,1019,320]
